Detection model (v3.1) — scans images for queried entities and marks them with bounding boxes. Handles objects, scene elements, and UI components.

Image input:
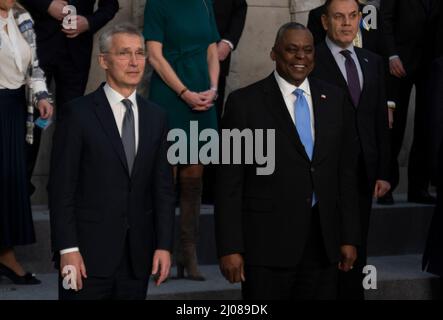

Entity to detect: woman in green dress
[144,0,220,281]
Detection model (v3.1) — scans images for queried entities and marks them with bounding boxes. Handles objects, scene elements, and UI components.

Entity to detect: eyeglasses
[102,50,147,61]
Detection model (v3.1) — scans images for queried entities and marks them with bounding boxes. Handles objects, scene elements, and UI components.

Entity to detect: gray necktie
[121,99,136,174]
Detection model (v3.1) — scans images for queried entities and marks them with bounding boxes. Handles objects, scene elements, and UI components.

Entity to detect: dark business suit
[307,3,382,54]
[213,0,247,120]
[21,0,119,194]
[203,0,247,204]
[49,86,175,300]
[311,41,390,299]
[380,0,436,194]
[215,74,361,300]
[423,57,443,277]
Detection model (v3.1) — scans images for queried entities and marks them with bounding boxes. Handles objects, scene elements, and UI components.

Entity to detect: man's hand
[62,15,90,38]
[373,180,391,198]
[219,253,245,283]
[217,41,232,62]
[389,57,407,78]
[338,245,357,272]
[60,251,87,291]
[48,0,68,21]
[151,250,171,286]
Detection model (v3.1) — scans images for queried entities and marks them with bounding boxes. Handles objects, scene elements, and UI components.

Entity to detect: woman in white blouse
[0,0,53,285]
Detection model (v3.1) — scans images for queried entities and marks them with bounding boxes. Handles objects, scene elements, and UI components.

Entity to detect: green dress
[143,0,220,143]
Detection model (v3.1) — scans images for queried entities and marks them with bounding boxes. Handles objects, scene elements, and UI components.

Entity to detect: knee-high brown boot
[176,177,205,281]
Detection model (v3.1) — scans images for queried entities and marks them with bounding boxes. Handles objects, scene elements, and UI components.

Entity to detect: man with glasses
[49,23,175,300]
[20,0,119,196]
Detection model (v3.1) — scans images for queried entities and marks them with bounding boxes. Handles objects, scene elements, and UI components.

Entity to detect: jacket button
[310,167,315,173]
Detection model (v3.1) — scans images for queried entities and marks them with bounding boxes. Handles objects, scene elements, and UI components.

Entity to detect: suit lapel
[310,78,328,164]
[93,86,130,175]
[130,95,153,179]
[317,42,349,89]
[355,48,370,108]
[263,74,310,162]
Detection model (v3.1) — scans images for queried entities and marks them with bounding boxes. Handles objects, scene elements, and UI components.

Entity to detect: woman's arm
[147,41,211,111]
[200,43,220,106]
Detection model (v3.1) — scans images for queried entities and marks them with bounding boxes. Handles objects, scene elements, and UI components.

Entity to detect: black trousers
[58,240,149,300]
[338,161,373,300]
[386,69,429,193]
[241,205,338,300]
[26,47,90,194]
[202,74,227,204]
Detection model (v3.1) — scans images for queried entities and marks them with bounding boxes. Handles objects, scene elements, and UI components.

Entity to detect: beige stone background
[31,0,413,205]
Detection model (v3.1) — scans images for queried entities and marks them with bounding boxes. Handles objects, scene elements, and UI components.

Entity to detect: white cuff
[60,247,79,255]
[389,55,400,61]
[221,39,234,51]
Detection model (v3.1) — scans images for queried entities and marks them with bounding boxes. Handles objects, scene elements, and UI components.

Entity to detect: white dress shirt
[274,70,315,142]
[60,83,139,255]
[0,10,31,89]
[325,36,364,89]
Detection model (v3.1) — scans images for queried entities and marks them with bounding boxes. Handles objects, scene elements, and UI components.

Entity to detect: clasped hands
[181,89,217,111]
[48,0,90,38]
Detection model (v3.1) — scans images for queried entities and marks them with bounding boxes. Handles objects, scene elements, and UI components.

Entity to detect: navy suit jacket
[49,85,175,278]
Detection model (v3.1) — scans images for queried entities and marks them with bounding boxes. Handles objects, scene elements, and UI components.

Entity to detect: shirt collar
[325,36,356,58]
[274,70,311,98]
[103,83,137,108]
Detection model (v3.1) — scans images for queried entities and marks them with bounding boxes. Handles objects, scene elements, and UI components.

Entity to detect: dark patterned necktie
[121,99,136,174]
[340,49,361,107]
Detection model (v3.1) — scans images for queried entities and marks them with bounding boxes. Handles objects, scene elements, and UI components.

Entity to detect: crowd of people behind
[0,0,442,300]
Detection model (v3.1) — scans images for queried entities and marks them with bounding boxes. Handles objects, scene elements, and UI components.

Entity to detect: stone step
[0,255,439,300]
[15,194,435,274]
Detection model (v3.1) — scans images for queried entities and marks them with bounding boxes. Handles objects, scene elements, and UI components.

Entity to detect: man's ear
[321,14,328,32]
[98,54,108,70]
[270,47,276,61]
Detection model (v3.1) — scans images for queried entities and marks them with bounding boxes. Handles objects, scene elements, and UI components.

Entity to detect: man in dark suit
[378,0,437,204]
[203,0,248,205]
[49,23,175,300]
[307,0,381,54]
[310,0,390,299]
[422,56,443,282]
[21,0,119,195]
[213,0,248,122]
[215,22,361,300]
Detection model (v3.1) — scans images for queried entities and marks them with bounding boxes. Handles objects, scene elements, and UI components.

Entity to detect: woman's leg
[176,164,205,280]
[0,247,26,276]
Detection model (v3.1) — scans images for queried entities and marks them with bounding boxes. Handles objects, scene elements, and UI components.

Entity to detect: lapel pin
[364,58,369,63]
[321,94,327,99]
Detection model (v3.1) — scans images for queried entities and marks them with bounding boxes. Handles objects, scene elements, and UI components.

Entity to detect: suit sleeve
[214,91,246,258]
[19,0,53,14]
[380,0,398,58]
[153,112,176,252]
[85,0,119,34]
[221,0,247,50]
[375,56,391,181]
[307,7,326,46]
[338,94,361,246]
[48,103,83,252]
[428,59,443,181]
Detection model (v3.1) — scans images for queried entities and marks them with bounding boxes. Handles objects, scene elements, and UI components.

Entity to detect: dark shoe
[0,263,41,285]
[377,191,394,205]
[408,190,436,204]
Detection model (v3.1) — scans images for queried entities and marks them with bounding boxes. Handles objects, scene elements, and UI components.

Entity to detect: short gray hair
[99,23,144,53]
[274,22,309,47]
